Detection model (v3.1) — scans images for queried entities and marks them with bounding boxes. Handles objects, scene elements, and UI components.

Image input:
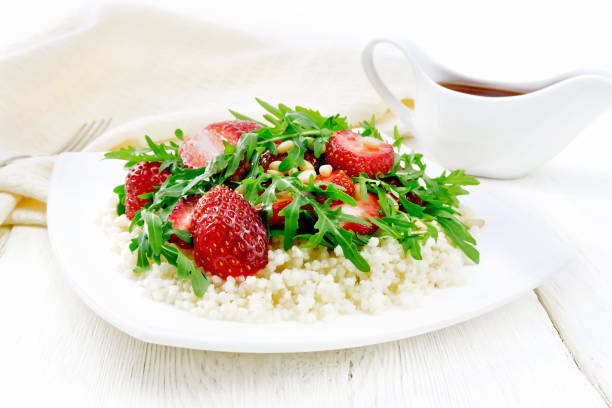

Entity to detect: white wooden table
[1,110,611,407]
[2,1,612,406]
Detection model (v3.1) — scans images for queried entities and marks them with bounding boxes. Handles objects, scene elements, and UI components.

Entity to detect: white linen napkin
[0,4,404,229]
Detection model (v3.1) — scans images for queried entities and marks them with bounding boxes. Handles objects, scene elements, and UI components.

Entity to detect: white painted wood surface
[0,120,610,408]
[1,115,611,408]
[477,111,612,406]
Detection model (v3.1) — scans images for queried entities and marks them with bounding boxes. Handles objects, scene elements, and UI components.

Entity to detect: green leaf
[256,98,283,119]
[437,216,479,263]
[229,109,265,125]
[144,212,163,255]
[113,184,126,216]
[392,126,404,148]
[440,169,480,186]
[190,269,209,297]
[278,194,306,250]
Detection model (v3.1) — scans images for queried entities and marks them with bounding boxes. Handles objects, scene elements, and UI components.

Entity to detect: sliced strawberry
[266,196,316,227]
[325,130,394,177]
[315,170,355,204]
[268,196,293,227]
[406,191,423,206]
[179,120,260,169]
[124,162,170,220]
[179,128,225,169]
[331,192,381,235]
[229,152,252,181]
[167,195,201,248]
[192,185,268,279]
[205,120,261,145]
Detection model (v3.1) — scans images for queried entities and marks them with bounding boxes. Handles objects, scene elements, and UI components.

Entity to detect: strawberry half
[179,120,260,169]
[325,130,394,177]
[315,170,355,205]
[192,185,268,278]
[206,120,261,145]
[331,192,381,235]
[167,195,201,248]
[266,196,316,227]
[268,196,293,227]
[124,162,170,220]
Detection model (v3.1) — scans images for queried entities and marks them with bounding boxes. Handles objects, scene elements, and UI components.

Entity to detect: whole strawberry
[325,130,394,177]
[180,120,260,169]
[192,185,268,278]
[124,162,170,220]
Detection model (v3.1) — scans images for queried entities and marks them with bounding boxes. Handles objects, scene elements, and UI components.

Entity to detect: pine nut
[269,160,282,171]
[298,169,316,184]
[319,164,333,177]
[277,191,291,200]
[362,136,382,148]
[234,184,246,195]
[266,169,283,176]
[299,161,314,171]
[288,167,299,175]
[277,140,295,153]
[305,137,315,149]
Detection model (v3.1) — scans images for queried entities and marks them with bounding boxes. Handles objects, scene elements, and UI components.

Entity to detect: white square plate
[47,119,572,353]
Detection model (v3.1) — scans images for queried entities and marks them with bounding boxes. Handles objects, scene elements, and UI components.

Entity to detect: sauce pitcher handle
[362,39,418,134]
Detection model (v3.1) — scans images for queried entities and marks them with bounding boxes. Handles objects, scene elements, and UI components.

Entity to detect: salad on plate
[101,100,481,322]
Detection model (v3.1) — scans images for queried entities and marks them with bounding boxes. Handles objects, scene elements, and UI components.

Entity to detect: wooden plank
[0,227,606,407]
[476,112,612,405]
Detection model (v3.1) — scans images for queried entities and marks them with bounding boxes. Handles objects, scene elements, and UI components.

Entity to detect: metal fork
[0,118,112,168]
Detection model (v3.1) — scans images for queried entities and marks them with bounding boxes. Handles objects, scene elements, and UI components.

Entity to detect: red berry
[124,162,170,220]
[268,196,293,227]
[192,185,268,279]
[205,120,261,145]
[229,153,252,181]
[266,196,316,227]
[315,170,355,204]
[382,176,423,206]
[406,191,423,207]
[180,120,260,169]
[331,192,381,235]
[167,195,201,248]
[325,130,394,177]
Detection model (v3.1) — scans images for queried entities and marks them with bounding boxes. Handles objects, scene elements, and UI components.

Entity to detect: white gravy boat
[362,39,612,178]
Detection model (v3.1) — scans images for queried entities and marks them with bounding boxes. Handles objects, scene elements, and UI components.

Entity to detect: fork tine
[54,122,87,154]
[72,120,105,152]
[64,120,97,152]
[98,117,112,137]
[77,118,112,151]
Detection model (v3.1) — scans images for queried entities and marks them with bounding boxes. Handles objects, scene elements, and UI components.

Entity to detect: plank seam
[534,289,611,408]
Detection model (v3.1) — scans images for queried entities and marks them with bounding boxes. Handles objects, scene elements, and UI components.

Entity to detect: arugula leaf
[113,184,126,216]
[129,211,209,295]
